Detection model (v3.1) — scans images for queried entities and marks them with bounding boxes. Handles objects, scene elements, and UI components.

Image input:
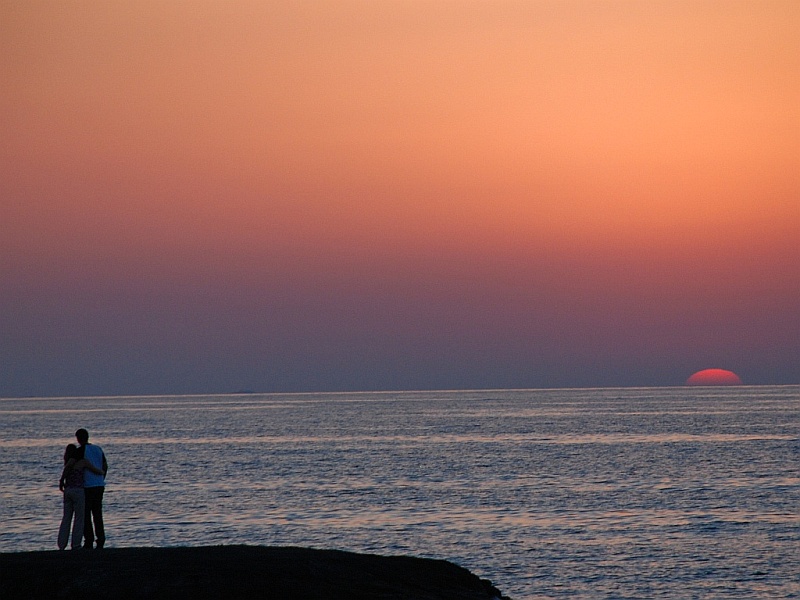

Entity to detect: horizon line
[2,382,797,402]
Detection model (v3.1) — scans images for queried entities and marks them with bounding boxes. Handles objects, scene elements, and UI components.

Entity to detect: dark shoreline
[0,545,510,599]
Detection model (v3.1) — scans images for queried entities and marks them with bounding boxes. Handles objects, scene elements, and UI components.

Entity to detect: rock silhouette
[0,545,510,599]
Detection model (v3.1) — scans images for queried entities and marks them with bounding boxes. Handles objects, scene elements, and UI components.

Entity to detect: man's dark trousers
[84,486,105,548]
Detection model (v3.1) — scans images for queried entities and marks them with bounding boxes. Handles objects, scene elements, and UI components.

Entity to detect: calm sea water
[1,387,797,599]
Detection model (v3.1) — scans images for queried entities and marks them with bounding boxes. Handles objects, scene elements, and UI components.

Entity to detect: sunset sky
[2,0,798,396]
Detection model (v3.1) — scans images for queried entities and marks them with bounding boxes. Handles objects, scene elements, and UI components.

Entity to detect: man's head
[75,428,89,445]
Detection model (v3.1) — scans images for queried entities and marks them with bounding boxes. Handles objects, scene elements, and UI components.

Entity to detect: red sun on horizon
[685,368,743,386]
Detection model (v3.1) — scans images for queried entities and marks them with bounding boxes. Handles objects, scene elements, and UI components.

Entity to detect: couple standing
[57,428,108,550]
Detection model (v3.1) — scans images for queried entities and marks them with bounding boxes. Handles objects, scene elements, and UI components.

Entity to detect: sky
[2,0,798,397]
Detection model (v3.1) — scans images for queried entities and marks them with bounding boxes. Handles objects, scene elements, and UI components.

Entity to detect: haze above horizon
[2,1,798,397]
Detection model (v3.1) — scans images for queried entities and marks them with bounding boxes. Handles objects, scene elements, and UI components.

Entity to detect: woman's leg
[57,492,74,550]
[71,489,85,549]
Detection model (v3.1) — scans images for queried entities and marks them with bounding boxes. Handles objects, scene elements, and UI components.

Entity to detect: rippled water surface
[1,387,798,599]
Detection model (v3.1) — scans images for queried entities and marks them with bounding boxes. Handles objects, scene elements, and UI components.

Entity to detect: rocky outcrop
[0,545,510,599]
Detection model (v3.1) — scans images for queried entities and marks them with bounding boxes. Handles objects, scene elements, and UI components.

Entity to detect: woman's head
[63,443,79,463]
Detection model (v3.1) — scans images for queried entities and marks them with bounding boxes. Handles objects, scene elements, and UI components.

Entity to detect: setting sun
[686,369,743,386]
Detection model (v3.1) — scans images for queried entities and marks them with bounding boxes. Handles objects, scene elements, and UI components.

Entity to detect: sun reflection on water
[1,387,798,599]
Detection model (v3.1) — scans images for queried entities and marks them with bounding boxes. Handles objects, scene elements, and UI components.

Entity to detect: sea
[0,386,797,599]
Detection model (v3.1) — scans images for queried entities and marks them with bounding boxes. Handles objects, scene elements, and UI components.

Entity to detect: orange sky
[1,1,798,394]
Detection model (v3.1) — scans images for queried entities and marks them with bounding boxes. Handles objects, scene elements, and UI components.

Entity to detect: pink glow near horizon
[1,1,798,395]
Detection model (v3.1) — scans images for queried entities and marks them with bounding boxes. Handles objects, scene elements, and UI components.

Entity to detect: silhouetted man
[75,428,108,549]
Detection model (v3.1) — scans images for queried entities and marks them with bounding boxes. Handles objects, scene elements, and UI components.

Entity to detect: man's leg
[88,487,105,548]
[83,487,97,548]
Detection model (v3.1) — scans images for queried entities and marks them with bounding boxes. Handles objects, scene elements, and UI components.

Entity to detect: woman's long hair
[63,443,79,464]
